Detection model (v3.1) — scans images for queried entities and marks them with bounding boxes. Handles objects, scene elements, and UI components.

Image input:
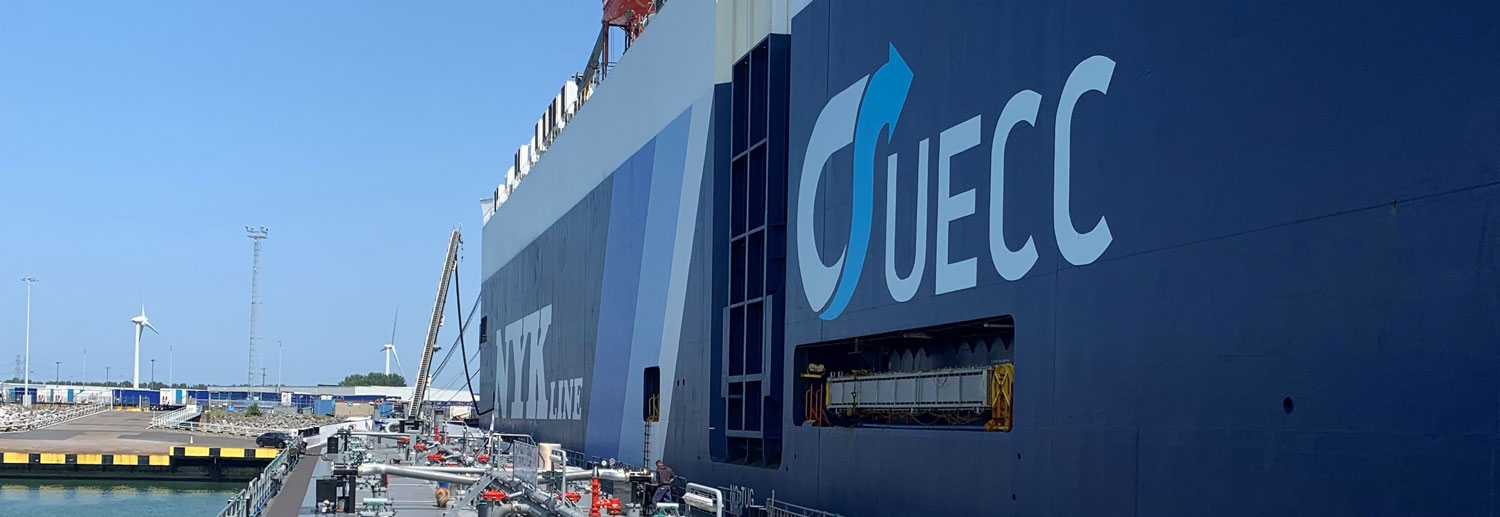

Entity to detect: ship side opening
[794,315,1015,431]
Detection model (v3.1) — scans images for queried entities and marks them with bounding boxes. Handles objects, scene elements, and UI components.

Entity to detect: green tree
[338,372,405,387]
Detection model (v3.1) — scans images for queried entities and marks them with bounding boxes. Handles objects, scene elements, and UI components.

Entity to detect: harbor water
[0,479,239,517]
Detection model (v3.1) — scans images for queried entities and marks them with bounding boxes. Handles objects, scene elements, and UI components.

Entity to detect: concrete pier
[0,409,277,481]
[0,410,253,454]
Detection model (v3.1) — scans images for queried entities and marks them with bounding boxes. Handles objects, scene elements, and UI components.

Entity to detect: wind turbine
[381,308,405,380]
[130,305,158,388]
[381,344,404,377]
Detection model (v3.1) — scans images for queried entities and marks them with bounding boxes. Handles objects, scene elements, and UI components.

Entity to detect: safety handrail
[684,483,725,517]
[718,485,753,517]
[148,404,201,428]
[765,492,844,517]
[214,439,302,517]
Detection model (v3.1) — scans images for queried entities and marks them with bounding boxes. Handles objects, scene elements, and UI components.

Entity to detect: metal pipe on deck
[438,444,475,463]
[521,489,587,517]
[495,502,544,517]
[350,431,409,438]
[560,467,630,482]
[357,463,479,485]
[427,466,489,475]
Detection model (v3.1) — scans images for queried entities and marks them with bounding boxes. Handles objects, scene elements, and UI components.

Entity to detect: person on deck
[652,460,676,505]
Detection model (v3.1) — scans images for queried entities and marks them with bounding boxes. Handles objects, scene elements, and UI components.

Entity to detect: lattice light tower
[246,226,268,393]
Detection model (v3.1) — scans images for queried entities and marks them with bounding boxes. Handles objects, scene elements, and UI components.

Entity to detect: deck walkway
[264,446,324,517]
[265,447,478,517]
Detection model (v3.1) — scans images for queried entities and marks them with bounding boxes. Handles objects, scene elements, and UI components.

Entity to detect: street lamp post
[105,366,111,385]
[54,361,59,383]
[150,359,156,387]
[20,277,37,406]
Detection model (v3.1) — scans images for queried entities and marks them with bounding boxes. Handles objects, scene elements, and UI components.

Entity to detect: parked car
[256,431,294,448]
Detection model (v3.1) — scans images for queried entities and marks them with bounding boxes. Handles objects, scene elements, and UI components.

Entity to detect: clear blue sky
[0,1,601,387]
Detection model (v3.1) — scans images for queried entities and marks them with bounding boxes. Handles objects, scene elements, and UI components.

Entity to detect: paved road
[0,410,255,454]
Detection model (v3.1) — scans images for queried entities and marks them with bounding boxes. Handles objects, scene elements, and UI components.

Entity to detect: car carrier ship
[472,0,1500,515]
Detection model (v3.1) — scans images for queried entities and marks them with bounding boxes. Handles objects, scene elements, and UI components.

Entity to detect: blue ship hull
[479,1,1500,514]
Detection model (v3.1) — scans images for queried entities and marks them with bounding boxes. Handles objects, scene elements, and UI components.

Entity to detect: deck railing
[765,493,844,517]
[214,439,302,517]
[718,485,754,516]
[484,0,673,218]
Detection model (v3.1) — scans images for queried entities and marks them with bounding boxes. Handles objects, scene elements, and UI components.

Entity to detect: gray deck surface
[265,446,324,517]
[0,410,255,454]
[266,447,477,517]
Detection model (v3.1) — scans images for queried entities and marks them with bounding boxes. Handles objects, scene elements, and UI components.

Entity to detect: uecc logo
[797,45,1118,320]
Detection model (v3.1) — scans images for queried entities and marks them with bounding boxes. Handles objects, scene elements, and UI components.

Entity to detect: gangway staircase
[149,404,202,429]
[412,229,462,410]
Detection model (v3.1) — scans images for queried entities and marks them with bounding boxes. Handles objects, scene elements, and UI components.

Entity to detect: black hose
[452,252,480,412]
[430,299,479,380]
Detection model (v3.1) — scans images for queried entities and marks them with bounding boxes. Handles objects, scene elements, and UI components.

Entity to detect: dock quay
[0,408,280,481]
